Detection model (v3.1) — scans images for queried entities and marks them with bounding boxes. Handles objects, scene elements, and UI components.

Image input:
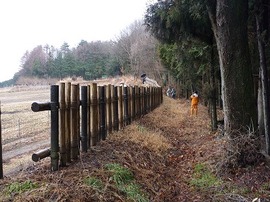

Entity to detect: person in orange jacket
[190,91,199,116]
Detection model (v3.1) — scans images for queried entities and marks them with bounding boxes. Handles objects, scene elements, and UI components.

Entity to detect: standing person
[166,86,172,97]
[171,87,176,99]
[190,91,199,116]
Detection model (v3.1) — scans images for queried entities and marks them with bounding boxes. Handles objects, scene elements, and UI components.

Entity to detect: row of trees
[145,0,270,166]
[15,21,165,85]
[20,41,118,80]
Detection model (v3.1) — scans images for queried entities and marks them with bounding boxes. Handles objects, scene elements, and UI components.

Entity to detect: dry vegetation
[0,85,270,201]
[0,85,50,175]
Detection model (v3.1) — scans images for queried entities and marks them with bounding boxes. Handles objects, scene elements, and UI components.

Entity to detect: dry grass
[0,87,270,201]
[2,103,49,144]
[0,96,185,200]
[15,76,58,86]
[0,95,215,201]
[114,124,172,154]
[0,86,51,175]
[216,128,264,174]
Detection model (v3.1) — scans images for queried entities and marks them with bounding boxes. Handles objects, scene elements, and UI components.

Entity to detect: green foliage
[5,180,38,195]
[145,0,221,100]
[158,39,211,94]
[261,182,270,190]
[105,163,134,185]
[0,78,16,87]
[105,163,149,202]
[19,41,121,80]
[254,182,270,196]
[84,177,104,190]
[144,0,212,44]
[118,182,149,202]
[190,163,221,189]
[137,125,147,133]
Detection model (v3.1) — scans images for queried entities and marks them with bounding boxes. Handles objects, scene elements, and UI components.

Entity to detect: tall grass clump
[105,163,149,202]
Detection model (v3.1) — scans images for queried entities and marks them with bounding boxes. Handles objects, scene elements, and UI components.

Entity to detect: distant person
[140,73,146,84]
[166,86,172,97]
[190,91,199,116]
[171,87,176,99]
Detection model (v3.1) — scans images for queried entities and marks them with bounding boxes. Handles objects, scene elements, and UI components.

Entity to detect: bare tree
[116,20,165,83]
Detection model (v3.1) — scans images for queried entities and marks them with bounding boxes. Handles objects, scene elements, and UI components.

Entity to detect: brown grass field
[0,85,50,175]
[0,84,270,201]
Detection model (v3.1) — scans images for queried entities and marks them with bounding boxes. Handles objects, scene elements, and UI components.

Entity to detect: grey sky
[0,0,154,82]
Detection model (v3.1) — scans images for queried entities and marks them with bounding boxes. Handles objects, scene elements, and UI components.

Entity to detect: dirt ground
[1,90,270,201]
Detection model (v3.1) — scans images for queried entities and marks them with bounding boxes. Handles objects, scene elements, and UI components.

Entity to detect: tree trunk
[210,43,217,131]
[256,13,270,154]
[214,0,257,135]
[257,81,264,137]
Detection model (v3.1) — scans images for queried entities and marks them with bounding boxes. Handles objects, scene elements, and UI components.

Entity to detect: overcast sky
[0,0,155,82]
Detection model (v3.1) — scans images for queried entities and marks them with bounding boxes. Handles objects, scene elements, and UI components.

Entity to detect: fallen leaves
[1,96,270,201]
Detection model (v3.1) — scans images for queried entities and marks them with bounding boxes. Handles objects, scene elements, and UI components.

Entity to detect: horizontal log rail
[32,148,51,162]
[31,102,51,112]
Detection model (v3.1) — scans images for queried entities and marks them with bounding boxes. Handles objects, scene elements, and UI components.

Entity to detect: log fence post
[128,87,132,122]
[111,85,115,131]
[106,84,112,134]
[147,87,150,112]
[118,86,123,129]
[65,82,71,163]
[90,83,98,146]
[59,82,67,166]
[113,86,119,131]
[150,87,153,110]
[138,87,142,118]
[123,86,129,126]
[99,86,106,140]
[0,102,3,179]
[143,87,147,115]
[50,85,59,171]
[81,85,88,152]
[76,84,80,152]
[71,84,79,160]
[131,87,135,121]
[87,85,90,148]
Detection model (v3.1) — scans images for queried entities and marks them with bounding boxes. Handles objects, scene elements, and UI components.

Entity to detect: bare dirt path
[3,139,49,160]
[0,85,50,104]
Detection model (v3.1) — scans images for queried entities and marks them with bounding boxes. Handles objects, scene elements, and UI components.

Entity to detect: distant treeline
[1,20,165,88]
[0,79,14,88]
[19,40,121,81]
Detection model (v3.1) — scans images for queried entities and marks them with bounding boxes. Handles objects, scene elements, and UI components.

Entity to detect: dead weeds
[0,96,270,201]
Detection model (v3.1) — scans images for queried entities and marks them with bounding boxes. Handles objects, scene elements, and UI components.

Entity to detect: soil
[0,79,270,201]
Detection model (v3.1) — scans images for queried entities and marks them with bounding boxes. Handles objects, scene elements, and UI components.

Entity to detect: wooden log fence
[31,83,163,171]
[0,102,3,179]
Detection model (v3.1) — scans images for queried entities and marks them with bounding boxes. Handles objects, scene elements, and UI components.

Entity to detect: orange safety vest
[191,94,199,105]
